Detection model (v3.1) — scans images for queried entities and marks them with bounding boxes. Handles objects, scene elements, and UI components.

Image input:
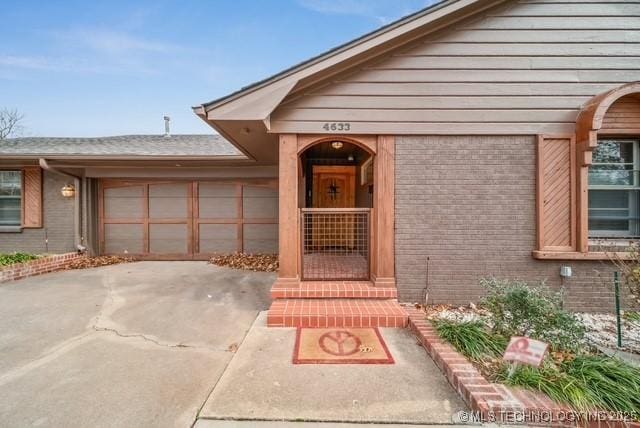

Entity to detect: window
[0,171,22,226]
[588,139,640,237]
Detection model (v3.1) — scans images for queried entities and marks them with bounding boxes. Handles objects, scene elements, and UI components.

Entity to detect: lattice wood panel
[537,135,576,251]
[22,167,42,228]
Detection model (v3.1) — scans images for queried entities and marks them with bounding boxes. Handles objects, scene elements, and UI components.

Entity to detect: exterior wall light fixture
[331,141,343,149]
[61,184,76,198]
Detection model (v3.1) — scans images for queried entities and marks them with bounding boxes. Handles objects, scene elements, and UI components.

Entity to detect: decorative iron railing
[300,208,370,281]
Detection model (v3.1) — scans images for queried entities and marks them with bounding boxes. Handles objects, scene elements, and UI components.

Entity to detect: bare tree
[0,109,24,140]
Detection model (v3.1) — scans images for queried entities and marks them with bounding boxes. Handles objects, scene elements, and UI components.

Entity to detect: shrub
[480,278,585,352]
[434,319,507,361]
[608,243,640,308]
[497,364,597,412]
[0,252,39,267]
[624,310,640,323]
[564,355,640,418]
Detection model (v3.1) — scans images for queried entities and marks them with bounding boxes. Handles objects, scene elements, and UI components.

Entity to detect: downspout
[38,159,86,253]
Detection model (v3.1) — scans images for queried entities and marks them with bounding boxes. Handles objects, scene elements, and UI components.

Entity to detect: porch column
[277,134,299,284]
[372,135,396,287]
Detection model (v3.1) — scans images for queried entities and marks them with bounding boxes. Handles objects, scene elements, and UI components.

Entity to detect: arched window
[534,82,640,258]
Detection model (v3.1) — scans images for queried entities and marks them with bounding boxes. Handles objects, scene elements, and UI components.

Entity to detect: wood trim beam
[532,250,634,261]
[372,135,395,287]
[278,134,300,281]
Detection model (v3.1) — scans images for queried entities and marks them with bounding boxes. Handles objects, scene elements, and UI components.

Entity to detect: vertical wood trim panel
[143,184,150,254]
[278,134,299,280]
[193,182,200,254]
[187,182,194,258]
[237,184,244,253]
[373,135,396,287]
[22,167,42,228]
[536,134,576,252]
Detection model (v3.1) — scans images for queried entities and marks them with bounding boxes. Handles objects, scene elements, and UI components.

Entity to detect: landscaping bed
[423,278,640,424]
[0,252,40,267]
[0,253,136,283]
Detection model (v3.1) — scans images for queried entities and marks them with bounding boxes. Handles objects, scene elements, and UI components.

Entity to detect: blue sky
[0,0,434,137]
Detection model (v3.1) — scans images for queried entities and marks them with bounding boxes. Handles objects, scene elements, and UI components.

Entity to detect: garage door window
[0,171,22,226]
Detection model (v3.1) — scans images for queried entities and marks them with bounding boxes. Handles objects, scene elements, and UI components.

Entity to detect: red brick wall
[0,253,83,283]
[395,135,630,313]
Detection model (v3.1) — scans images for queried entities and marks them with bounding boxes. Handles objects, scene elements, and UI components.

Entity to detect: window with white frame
[588,139,640,238]
[0,171,22,226]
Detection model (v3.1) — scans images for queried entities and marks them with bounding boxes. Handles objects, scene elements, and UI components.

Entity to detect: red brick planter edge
[405,307,639,427]
[0,252,84,283]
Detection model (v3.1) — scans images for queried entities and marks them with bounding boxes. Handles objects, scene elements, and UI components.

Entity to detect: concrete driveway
[0,261,274,428]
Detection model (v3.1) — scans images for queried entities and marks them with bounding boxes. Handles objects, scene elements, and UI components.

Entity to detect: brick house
[1,0,639,323]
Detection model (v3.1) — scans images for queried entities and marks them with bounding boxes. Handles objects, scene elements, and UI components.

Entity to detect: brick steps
[267,299,408,328]
[271,281,397,299]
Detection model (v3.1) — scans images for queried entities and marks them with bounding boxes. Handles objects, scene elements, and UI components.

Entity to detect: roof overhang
[0,154,252,169]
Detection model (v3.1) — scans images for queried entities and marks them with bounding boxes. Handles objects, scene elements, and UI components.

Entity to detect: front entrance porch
[268,134,406,328]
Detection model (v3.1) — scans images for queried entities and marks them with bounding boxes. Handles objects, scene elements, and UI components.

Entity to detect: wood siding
[271,0,640,135]
[601,94,640,132]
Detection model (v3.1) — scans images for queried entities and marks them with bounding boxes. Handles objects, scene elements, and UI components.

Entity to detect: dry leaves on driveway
[64,255,136,270]
[209,253,278,272]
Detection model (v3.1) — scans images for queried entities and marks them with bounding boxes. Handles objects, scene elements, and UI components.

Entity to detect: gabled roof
[0,134,245,159]
[192,0,503,163]
[195,0,499,119]
[200,0,450,110]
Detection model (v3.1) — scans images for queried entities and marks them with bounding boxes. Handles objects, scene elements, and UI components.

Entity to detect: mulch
[208,253,278,272]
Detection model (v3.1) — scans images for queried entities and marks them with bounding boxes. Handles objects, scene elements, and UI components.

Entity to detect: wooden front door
[311,166,356,249]
[312,166,355,208]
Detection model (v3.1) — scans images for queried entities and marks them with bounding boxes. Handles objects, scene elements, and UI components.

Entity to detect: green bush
[624,311,640,323]
[0,252,39,267]
[480,278,585,352]
[497,364,598,412]
[565,355,640,418]
[498,356,640,418]
[434,319,507,361]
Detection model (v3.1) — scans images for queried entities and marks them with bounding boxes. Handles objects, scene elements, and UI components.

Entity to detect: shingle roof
[0,134,244,158]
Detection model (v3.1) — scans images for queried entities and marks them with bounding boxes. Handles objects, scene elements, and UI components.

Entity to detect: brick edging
[405,307,639,427]
[0,252,84,283]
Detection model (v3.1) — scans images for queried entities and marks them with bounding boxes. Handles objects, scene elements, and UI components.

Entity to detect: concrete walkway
[198,312,468,425]
[196,422,476,428]
[0,262,274,428]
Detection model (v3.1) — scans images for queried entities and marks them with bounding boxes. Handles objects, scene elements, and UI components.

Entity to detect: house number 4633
[322,122,351,132]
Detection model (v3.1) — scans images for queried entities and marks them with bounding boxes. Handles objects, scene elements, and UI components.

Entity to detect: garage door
[99,179,278,258]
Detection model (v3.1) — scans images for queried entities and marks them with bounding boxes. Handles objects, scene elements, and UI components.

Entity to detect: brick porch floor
[301,253,368,280]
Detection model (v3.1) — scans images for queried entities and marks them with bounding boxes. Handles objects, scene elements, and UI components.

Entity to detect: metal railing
[300,208,370,281]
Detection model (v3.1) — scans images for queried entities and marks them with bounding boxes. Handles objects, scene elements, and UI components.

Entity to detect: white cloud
[50,28,182,55]
[0,27,198,77]
[0,54,156,75]
[0,55,54,70]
